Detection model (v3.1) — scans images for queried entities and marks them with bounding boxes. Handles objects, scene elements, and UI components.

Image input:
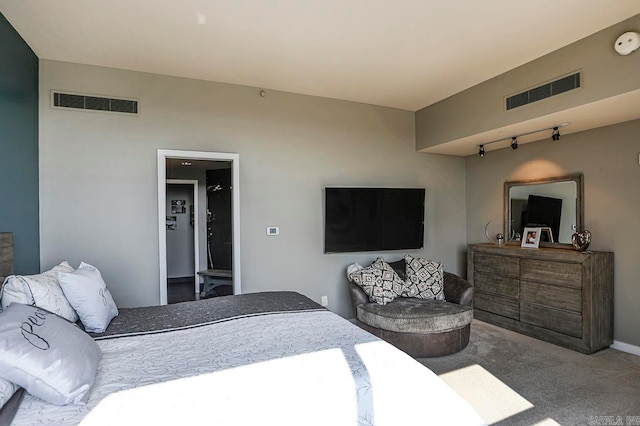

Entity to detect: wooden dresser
[467,243,613,354]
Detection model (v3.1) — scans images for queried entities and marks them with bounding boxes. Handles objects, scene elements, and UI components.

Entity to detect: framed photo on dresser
[521,227,541,248]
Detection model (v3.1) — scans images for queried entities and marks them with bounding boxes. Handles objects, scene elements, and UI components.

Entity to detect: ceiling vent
[506,72,581,111]
[51,91,138,114]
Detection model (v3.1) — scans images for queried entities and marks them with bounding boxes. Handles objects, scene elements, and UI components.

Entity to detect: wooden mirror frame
[504,173,584,248]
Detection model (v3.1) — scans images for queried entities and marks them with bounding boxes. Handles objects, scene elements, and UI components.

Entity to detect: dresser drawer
[475,272,519,298]
[474,253,519,278]
[520,259,582,288]
[520,280,582,313]
[520,301,582,338]
[475,291,519,320]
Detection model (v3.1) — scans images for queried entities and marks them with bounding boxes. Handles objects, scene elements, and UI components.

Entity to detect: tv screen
[324,187,425,253]
[525,194,562,242]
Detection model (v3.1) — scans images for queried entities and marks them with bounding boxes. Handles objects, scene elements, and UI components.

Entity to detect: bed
[0,236,485,425]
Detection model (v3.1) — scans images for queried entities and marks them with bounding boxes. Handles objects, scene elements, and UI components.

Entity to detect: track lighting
[476,122,570,156]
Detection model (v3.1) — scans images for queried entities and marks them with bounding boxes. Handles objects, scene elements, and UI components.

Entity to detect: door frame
[166,179,199,298]
[158,149,241,305]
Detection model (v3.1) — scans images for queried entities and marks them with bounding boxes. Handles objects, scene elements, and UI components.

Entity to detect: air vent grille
[506,72,581,111]
[52,92,138,114]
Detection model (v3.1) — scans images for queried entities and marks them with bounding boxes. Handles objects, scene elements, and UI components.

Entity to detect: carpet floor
[418,320,640,426]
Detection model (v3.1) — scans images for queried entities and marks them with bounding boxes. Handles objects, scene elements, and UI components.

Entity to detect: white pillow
[0,303,102,405]
[0,378,19,411]
[346,263,364,283]
[58,262,118,333]
[0,275,31,307]
[0,261,78,322]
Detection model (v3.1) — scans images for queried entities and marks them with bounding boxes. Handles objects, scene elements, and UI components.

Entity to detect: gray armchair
[349,263,474,358]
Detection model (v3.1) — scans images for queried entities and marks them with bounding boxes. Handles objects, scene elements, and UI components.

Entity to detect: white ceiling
[2,0,639,112]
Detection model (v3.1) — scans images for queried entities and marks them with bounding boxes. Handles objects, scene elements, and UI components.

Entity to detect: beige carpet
[418,320,640,426]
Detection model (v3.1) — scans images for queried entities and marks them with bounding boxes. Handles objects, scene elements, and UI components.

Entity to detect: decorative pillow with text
[0,262,78,322]
[0,303,101,405]
[58,262,119,333]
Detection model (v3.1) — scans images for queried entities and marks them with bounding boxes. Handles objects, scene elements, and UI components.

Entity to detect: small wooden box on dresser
[467,243,613,354]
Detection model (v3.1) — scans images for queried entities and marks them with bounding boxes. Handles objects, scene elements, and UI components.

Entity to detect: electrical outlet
[266,226,279,236]
[321,296,328,307]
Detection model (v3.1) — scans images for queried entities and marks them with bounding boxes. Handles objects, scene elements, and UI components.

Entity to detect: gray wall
[415,14,640,150]
[38,60,467,318]
[465,119,640,347]
[0,13,39,274]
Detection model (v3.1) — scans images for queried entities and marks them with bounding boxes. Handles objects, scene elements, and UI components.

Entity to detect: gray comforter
[89,291,325,339]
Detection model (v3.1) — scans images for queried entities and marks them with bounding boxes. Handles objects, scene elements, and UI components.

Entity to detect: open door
[158,150,241,305]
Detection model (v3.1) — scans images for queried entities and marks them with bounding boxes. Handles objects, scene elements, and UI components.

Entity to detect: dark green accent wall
[0,12,40,274]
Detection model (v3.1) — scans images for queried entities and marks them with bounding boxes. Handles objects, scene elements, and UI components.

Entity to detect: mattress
[11,292,485,425]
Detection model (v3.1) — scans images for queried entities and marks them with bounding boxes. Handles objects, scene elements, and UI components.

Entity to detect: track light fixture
[511,137,518,150]
[476,122,569,157]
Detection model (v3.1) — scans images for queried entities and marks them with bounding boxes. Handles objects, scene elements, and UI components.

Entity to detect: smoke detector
[614,31,640,55]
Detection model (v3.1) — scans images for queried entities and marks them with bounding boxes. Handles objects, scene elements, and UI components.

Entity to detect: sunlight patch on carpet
[531,418,562,426]
[439,364,533,424]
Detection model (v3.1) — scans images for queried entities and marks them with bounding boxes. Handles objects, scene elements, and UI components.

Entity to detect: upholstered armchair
[349,260,474,358]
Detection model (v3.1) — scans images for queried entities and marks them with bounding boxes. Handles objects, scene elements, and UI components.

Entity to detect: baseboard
[611,340,640,356]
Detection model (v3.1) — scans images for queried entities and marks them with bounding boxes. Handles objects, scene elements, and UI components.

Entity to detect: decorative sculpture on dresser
[571,230,591,252]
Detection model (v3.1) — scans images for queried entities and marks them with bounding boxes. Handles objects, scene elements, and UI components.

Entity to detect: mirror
[504,173,583,246]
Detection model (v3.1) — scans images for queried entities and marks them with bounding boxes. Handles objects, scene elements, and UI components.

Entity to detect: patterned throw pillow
[348,258,404,305]
[403,254,444,300]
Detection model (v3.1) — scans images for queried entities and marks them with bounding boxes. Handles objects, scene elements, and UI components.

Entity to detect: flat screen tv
[525,194,562,242]
[324,187,425,253]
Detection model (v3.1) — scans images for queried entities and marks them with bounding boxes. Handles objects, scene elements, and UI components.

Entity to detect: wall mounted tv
[324,187,425,253]
[524,194,562,242]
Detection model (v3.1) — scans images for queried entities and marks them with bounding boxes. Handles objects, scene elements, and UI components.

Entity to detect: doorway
[165,180,198,303]
[157,150,241,305]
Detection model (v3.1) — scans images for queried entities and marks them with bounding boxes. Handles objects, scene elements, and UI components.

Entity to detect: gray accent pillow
[0,303,102,405]
[388,259,407,281]
[58,262,119,333]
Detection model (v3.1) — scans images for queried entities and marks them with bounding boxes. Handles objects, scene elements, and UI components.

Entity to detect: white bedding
[13,310,485,425]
